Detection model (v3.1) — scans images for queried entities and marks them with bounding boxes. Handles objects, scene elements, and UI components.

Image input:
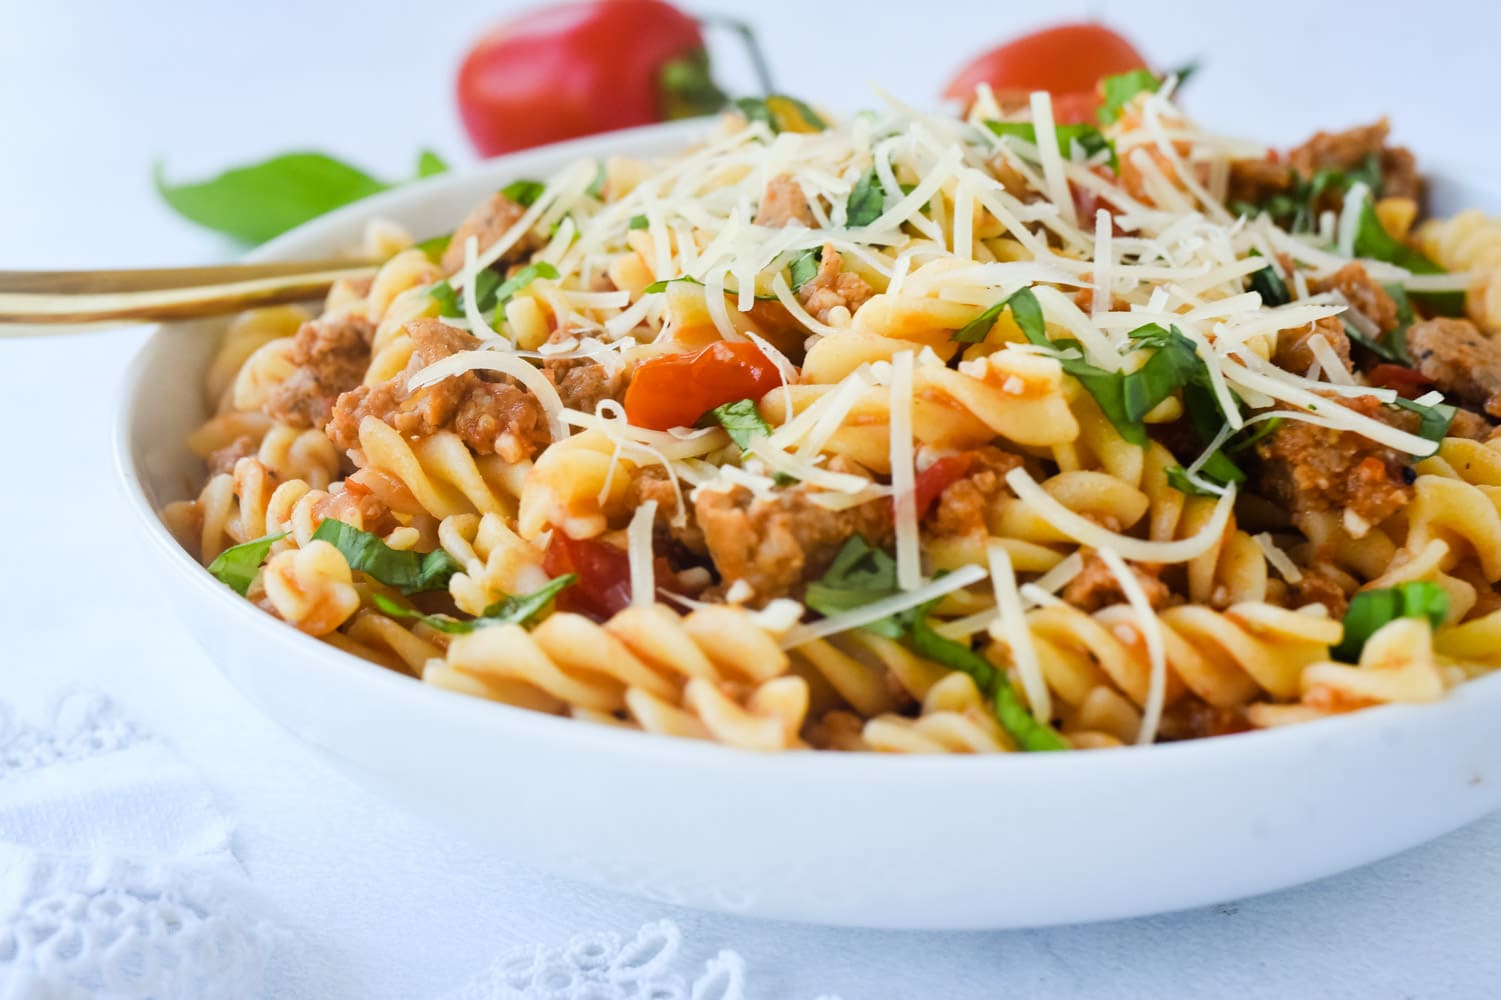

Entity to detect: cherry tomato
[943,23,1148,124]
[912,454,975,518]
[543,533,633,621]
[623,341,784,431]
[1367,363,1434,399]
[457,0,727,157]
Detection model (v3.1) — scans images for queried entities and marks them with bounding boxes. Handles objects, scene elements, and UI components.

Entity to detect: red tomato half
[944,23,1148,124]
[623,341,784,431]
[457,0,721,156]
[543,533,633,621]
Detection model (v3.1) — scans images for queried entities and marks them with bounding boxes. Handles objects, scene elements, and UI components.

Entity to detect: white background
[4,0,1501,996]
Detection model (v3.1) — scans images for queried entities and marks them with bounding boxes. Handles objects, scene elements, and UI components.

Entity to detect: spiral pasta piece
[1414,210,1501,333]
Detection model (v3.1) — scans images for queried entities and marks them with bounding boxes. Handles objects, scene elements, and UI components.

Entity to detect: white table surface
[4,1,1500,996]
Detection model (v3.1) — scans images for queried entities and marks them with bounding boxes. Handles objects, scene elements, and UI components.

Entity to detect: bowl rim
[114,117,1501,778]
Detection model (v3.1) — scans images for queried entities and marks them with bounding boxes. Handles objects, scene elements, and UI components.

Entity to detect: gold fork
[0,259,382,334]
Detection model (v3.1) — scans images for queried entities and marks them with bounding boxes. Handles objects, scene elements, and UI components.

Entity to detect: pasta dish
[162,78,1501,753]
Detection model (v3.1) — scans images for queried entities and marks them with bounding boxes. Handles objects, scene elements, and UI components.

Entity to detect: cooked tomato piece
[1367,363,1434,399]
[543,533,633,621]
[623,341,783,431]
[912,454,976,517]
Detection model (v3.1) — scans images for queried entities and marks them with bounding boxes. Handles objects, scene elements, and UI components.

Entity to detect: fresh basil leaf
[1247,254,1290,307]
[490,262,560,319]
[311,519,460,594]
[430,268,501,318]
[1166,465,1220,497]
[706,399,773,452]
[154,153,391,244]
[628,214,650,230]
[1226,417,1283,454]
[1389,396,1456,443]
[845,167,886,228]
[804,536,904,638]
[641,275,777,301]
[734,94,826,134]
[480,573,579,626]
[414,232,452,264]
[789,248,822,292]
[416,149,449,178]
[372,574,576,633]
[1098,68,1162,125]
[1351,194,1464,316]
[1333,581,1449,662]
[985,121,1116,168]
[207,532,286,596]
[954,285,1045,345]
[905,609,1068,751]
[500,178,546,207]
[1345,322,1406,365]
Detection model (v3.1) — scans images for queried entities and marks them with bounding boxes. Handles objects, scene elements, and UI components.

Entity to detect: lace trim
[0,692,142,778]
[445,918,841,1000]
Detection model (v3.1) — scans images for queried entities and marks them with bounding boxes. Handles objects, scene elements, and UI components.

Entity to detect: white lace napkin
[0,693,280,999]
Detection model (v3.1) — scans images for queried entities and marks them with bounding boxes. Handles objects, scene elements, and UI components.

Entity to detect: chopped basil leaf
[311,519,460,594]
[1333,581,1449,662]
[416,149,449,178]
[500,178,546,207]
[207,532,286,596]
[985,120,1116,169]
[372,574,576,633]
[705,399,773,452]
[1247,252,1290,307]
[490,262,560,318]
[905,608,1068,752]
[954,285,1045,345]
[586,160,607,199]
[734,94,827,134]
[1165,465,1224,497]
[789,247,822,291]
[430,268,501,317]
[1390,396,1456,443]
[1098,68,1161,125]
[1345,322,1406,365]
[641,275,778,301]
[845,167,886,228]
[628,214,650,230]
[414,232,452,264]
[1225,417,1283,454]
[804,536,904,638]
[1351,195,1464,315]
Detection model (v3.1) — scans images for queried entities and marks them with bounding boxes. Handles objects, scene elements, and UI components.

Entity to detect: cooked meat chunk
[694,478,893,600]
[796,244,874,324]
[754,173,816,228]
[1287,119,1423,203]
[262,316,373,429]
[1255,394,1415,536]
[1273,315,1351,376]
[1448,407,1495,442]
[326,318,549,460]
[625,465,706,555]
[1155,700,1251,742]
[541,330,627,414]
[1310,262,1399,333]
[1226,156,1295,208]
[928,447,1024,538]
[1406,317,1501,418]
[441,192,532,274]
[206,435,259,477]
[1061,551,1172,613]
[1283,566,1351,619]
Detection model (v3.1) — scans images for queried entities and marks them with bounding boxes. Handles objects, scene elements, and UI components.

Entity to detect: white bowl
[118,120,1501,929]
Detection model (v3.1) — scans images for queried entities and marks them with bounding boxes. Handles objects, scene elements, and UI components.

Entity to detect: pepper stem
[695,15,775,96]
